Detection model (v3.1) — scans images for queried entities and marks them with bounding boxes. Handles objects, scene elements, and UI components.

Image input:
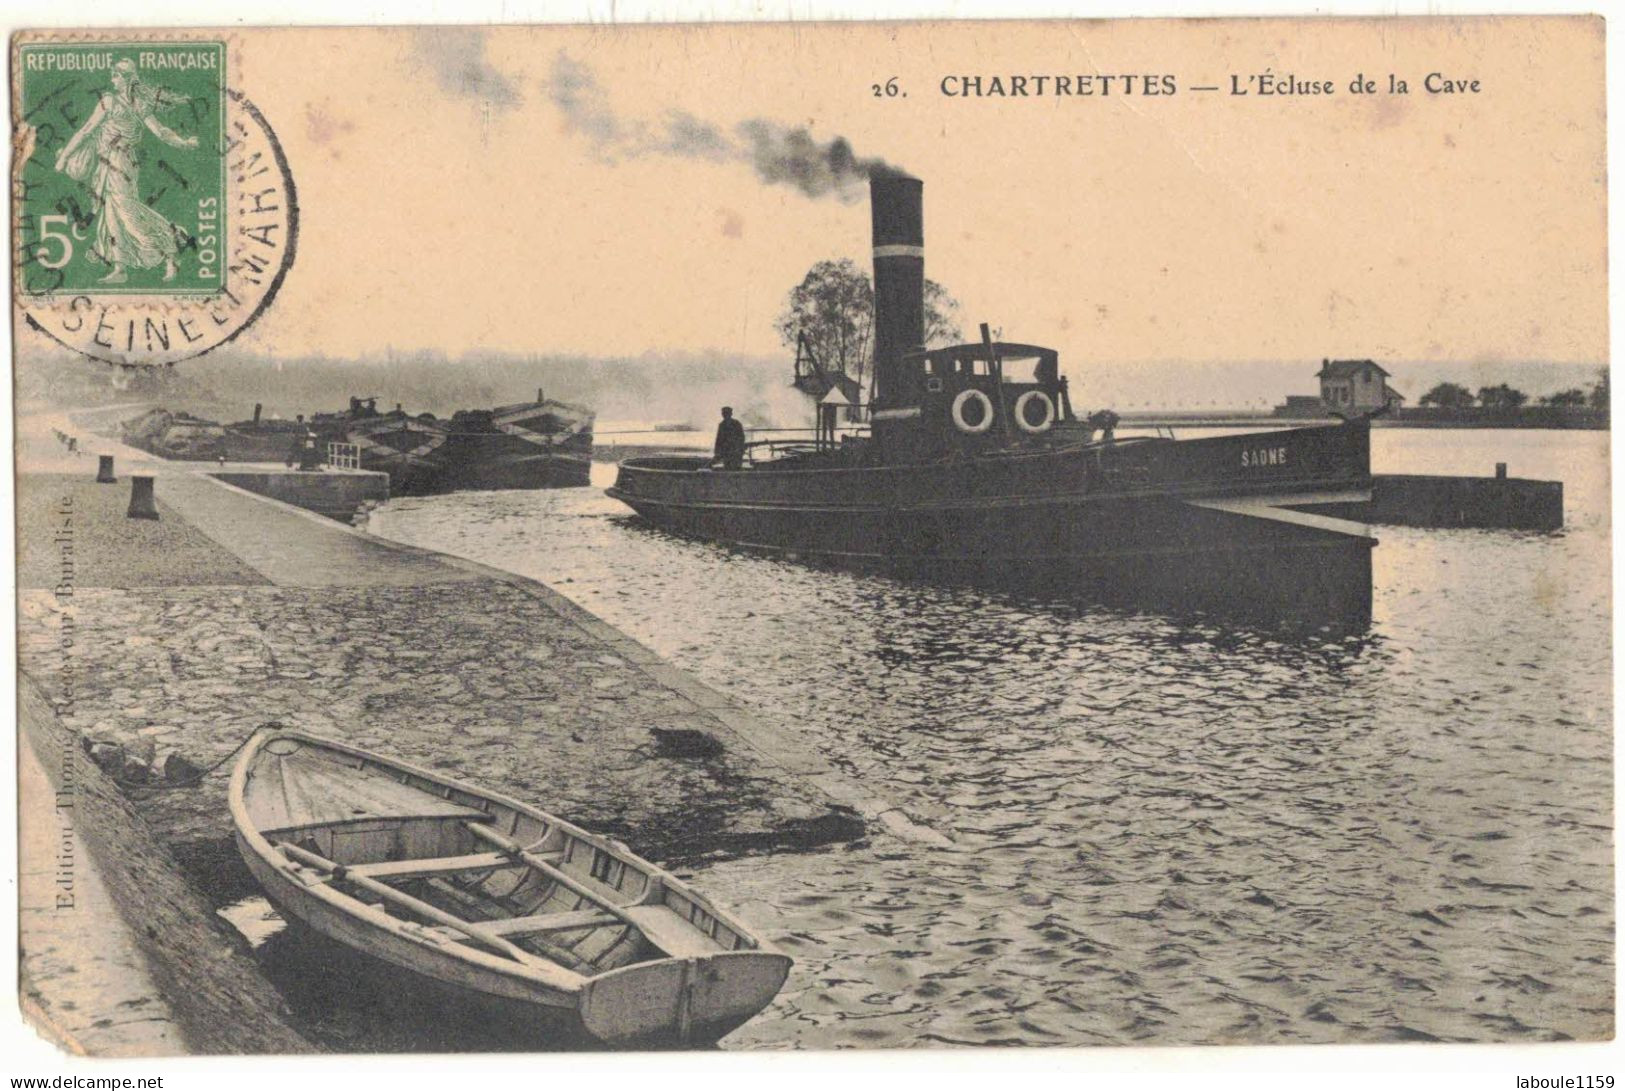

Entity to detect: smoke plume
[547,53,900,202]
[413,28,521,111]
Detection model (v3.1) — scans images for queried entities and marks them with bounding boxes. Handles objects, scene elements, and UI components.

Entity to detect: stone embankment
[20,674,315,1055]
[18,471,873,865]
[17,412,958,1055]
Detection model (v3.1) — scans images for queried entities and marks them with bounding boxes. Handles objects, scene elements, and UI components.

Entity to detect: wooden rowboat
[229,729,790,1048]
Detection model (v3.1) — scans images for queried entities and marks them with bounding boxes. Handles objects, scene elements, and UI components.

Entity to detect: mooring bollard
[96,454,117,483]
[127,475,159,520]
[1495,462,1508,479]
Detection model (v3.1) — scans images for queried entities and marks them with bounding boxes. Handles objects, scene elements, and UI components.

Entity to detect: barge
[157,392,599,495]
[444,393,595,490]
[310,399,453,496]
[311,393,594,495]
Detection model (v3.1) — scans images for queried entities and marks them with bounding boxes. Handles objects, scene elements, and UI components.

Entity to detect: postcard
[12,17,1610,1059]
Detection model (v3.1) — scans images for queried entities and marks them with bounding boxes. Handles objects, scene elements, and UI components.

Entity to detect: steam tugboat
[608,174,1377,623]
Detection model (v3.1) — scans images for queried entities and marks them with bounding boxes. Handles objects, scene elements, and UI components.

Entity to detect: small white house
[1318,359,1405,414]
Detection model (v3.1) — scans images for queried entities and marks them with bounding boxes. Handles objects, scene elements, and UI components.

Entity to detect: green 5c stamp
[18,41,224,294]
[13,33,296,366]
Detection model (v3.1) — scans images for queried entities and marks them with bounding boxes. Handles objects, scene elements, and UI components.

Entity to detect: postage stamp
[12,32,296,367]
[16,40,226,296]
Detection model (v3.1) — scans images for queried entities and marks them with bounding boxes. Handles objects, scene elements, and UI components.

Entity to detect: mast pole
[982,322,1009,441]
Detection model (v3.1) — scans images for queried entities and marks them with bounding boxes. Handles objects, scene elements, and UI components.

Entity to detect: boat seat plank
[274,841,557,971]
[251,754,295,832]
[347,852,518,881]
[478,908,621,937]
[620,905,724,958]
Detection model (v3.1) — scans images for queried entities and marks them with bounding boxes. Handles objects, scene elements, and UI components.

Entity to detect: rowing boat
[229,729,790,1048]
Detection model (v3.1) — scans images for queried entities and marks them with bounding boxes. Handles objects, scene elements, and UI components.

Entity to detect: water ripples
[370,429,1612,1048]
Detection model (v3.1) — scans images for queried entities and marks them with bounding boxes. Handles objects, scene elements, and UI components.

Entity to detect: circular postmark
[14,40,297,367]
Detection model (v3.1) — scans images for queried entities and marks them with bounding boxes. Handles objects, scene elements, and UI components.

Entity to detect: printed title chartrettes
[940,74,1177,96]
[937,72,1482,97]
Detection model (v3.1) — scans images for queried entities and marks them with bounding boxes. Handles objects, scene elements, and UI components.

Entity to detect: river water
[368,428,1612,1049]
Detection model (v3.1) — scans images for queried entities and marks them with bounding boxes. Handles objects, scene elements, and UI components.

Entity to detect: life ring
[951,389,995,435]
[1013,390,1055,434]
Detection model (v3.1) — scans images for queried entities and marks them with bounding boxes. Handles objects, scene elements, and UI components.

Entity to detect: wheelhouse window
[998,355,1045,384]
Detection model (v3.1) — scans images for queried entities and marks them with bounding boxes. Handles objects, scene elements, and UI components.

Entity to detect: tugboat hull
[609,423,1376,625]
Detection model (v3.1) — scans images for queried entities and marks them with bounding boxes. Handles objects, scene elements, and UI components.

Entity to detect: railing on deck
[744,439,821,464]
[326,441,361,470]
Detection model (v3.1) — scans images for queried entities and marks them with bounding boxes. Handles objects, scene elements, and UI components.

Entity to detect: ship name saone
[1241,446,1289,468]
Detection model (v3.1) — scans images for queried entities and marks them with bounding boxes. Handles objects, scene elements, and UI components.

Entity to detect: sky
[16,19,1609,396]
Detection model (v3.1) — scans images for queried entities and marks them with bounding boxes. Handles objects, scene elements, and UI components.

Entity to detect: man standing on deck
[713,406,746,470]
[288,414,320,470]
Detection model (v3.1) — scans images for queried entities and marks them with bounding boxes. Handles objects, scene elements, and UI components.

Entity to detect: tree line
[1418,369,1609,412]
[776,262,1614,426]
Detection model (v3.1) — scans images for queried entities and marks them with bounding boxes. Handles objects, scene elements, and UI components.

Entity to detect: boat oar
[275,841,546,967]
[464,823,644,934]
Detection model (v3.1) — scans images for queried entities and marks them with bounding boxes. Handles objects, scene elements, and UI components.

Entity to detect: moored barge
[311,398,453,496]
[444,392,595,490]
[120,392,595,497]
[313,392,595,495]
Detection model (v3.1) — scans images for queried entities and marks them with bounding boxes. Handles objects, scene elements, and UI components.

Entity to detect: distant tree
[1418,382,1475,410]
[1540,388,1588,407]
[922,279,963,348]
[774,259,962,397]
[1590,368,1610,410]
[1477,384,1528,411]
[774,260,873,386]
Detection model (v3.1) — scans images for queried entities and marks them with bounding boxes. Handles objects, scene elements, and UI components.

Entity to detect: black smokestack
[870,171,924,412]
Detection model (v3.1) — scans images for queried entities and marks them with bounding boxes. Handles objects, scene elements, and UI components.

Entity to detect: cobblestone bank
[20,675,315,1055]
[17,473,859,867]
[17,451,874,1056]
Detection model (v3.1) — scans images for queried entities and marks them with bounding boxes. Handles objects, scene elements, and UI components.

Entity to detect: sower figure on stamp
[713,406,746,471]
[53,58,198,284]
